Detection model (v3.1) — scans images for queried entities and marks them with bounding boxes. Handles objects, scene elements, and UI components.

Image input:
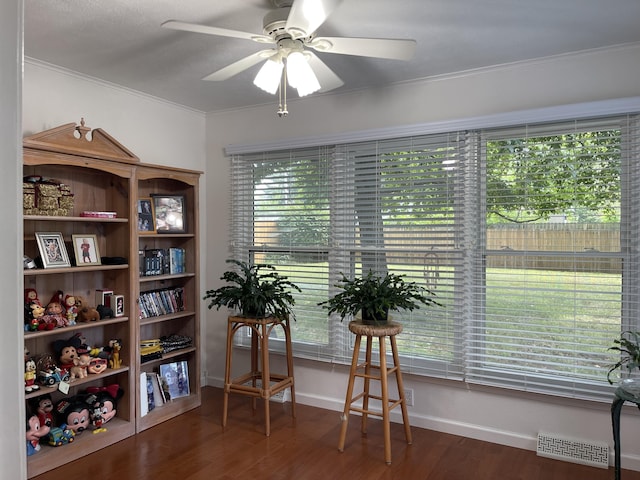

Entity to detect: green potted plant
[203,259,301,320]
[607,330,640,385]
[318,269,441,324]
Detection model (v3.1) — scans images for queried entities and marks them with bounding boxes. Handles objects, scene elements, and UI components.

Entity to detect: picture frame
[71,234,101,266]
[35,232,71,269]
[159,360,190,400]
[137,198,156,234]
[152,195,186,234]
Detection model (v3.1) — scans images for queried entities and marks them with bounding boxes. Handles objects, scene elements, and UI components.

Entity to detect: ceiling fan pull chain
[278,67,288,117]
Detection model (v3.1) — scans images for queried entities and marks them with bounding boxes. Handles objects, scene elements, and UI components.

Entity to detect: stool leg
[250,326,259,412]
[379,335,392,465]
[284,317,296,419]
[222,319,234,429]
[261,321,271,436]
[338,333,362,453]
[390,334,412,445]
[361,335,373,434]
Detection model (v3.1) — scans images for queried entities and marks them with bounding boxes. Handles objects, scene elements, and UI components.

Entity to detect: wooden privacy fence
[253,221,621,273]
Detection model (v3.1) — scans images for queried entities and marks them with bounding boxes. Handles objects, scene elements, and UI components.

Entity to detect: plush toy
[75,296,100,322]
[26,413,50,456]
[96,304,114,319]
[64,294,78,324]
[55,397,91,435]
[25,358,39,393]
[48,290,66,314]
[53,335,83,371]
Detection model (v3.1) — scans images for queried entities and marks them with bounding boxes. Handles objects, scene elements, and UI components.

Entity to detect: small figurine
[107,339,122,369]
[69,353,90,379]
[25,358,39,393]
[26,413,50,456]
[47,424,75,446]
[64,294,78,324]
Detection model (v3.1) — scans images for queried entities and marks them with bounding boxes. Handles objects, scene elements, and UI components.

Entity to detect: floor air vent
[536,432,609,469]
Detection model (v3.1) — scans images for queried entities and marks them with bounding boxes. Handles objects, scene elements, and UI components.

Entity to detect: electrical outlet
[404,388,414,406]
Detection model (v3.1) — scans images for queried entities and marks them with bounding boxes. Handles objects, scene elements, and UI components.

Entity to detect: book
[140,372,149,417]
[147,372,164,407]
[159,361,190,400]
[156,373,169,403]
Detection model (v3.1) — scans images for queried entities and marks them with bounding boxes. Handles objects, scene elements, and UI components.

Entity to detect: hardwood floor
[33,387,639,480]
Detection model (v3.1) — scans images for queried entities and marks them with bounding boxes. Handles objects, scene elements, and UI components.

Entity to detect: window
[229,113,640,402]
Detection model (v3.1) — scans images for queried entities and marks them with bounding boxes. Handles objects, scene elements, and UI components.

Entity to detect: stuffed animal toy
[53,335,83,371]
[75,296,100,322]
[96,304,114,319]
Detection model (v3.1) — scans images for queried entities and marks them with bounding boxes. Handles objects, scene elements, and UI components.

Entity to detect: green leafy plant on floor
[203,259,301,320]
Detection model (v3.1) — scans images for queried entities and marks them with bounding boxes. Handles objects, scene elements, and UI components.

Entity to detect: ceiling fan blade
[285,0,344,39]
[306,52,343,93]
[203,50,276,81]
[161,20,273,44]
[309,36,417,61]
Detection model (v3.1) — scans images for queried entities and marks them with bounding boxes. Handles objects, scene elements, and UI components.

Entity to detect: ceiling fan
[161,0,416,116]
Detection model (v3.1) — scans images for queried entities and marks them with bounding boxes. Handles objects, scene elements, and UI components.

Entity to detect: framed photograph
[137,198,156,234]
[159,360,190,400]
[152,195,186,234]
[71,234,101,266]
[35,232,71,269]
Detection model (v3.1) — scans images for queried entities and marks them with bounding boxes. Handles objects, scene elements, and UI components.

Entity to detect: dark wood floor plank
[31,387,640,480]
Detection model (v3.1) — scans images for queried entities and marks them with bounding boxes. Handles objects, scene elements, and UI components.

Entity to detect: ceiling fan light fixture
[286,51,320,97]
[253,58,284,94]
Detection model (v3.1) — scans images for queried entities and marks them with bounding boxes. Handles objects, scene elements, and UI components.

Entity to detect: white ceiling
[24,0,640,113]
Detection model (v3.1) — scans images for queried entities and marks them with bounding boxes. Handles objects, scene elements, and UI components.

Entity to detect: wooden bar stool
[222,315,295,436]
[338,319,412,464]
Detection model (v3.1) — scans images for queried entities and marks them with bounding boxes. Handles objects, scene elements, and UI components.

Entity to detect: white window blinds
[229,112,640,401]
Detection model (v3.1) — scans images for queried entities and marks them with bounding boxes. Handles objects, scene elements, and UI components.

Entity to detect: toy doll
[26,413,50,456]
[24,288,41,306]
[44,301,69,328]
[32,394,54,427]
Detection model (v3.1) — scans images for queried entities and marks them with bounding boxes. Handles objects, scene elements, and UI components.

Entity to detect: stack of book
[139,247,186,276]
[138,287,185,318]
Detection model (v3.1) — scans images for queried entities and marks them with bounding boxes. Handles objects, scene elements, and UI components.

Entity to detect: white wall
[1,1,26,479]
[205,43,640,470]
